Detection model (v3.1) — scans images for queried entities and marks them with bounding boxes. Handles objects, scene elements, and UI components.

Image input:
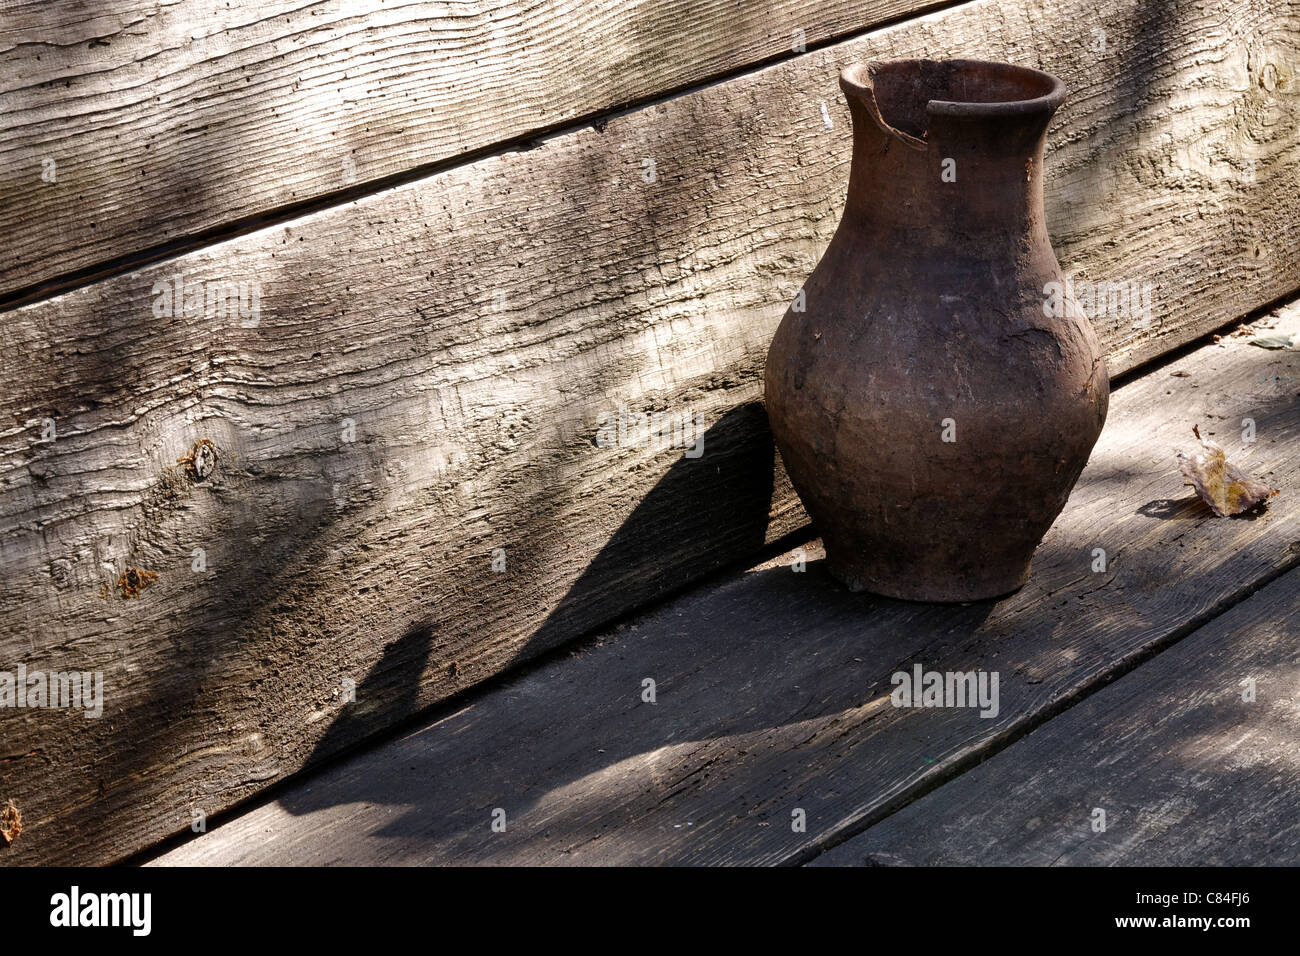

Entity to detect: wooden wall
[1,0,1297,864]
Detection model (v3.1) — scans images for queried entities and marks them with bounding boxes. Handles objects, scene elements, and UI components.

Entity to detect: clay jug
[765,59,1108,602]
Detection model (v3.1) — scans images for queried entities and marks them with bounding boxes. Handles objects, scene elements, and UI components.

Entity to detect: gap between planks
[0,0,963,309]
[149,305,1300,866]
[809,564,1300,865]
[7,0,1298,866]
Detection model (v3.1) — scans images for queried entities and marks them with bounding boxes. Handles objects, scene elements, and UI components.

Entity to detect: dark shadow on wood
[263,404,1002,853]
[273,552,997,855]
[1138,495,1274,521]
[291,402,786,791]
[1137,496,1212,520]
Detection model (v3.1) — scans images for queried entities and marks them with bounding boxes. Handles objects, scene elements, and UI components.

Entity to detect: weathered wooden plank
[149,306,1300,866]
[810,566,1300,866]
[3,0,1299,866]
[0,0,946,299]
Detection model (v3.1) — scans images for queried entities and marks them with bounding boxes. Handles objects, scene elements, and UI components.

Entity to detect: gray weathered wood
[810,566,1300,866]
[149,306,1300,866]
[4,0,1300,867]
[0,0,946,299]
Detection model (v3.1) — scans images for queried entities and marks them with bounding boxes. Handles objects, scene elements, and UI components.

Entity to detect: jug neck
[838,60,1065,247]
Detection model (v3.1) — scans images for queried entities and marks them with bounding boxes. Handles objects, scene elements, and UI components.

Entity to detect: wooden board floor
[150,304,1300,866]
[811,565,1300,866]
[7,0,1300,866]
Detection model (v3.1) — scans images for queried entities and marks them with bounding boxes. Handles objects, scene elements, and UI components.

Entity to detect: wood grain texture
[2,0,1298,865]
[811,566,1300,866]
[0,0,946,299]
[150,306,1300,866]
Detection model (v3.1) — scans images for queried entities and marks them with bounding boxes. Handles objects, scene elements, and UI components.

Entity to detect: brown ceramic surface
[765,59,1109,602]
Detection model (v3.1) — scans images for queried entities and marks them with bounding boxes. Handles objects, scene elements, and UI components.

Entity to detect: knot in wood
[190,439,217,479]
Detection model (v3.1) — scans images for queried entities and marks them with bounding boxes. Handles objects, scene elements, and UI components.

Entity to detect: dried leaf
[1248,334,1298,350]
[0,800,21,846]
[117,566,158,599]
[1176,425,1279,517]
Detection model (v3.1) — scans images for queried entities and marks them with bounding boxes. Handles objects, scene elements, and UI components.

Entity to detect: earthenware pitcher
[764,59,1109,601]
